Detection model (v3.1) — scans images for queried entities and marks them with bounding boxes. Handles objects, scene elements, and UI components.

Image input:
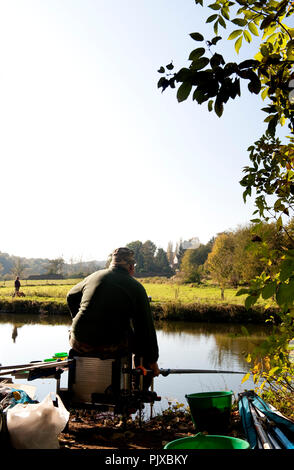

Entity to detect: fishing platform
[0,351,245,419]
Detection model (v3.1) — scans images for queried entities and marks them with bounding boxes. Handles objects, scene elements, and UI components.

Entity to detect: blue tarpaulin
[238,391,294,449]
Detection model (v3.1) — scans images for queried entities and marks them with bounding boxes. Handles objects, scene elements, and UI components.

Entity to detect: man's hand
[149,362,160,377]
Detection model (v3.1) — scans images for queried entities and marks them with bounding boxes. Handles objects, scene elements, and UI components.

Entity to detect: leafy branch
[157,0,294,136]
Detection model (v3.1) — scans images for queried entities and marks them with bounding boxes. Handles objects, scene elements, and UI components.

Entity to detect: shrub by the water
[150,301,279,324]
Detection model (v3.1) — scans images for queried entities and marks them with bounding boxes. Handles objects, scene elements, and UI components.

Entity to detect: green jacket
[67,266,159,364]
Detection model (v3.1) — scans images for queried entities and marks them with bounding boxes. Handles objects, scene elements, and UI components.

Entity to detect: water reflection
[155,320,272,370]
[0,314,71,352]
[155,320,271,337]
[12,325,19,343]
[0,313,71,327]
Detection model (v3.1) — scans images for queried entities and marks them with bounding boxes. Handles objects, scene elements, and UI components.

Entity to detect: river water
[0,313,271,414]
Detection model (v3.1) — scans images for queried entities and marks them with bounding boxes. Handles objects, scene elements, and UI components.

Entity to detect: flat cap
[111,247,136,267]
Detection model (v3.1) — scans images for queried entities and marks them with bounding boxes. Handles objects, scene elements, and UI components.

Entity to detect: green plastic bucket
[185,391,233,433]
[164,433,250,450]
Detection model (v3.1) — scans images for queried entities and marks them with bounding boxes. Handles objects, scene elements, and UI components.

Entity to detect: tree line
[170,221,291,302]
[108,224,284,286]
[0,253,105,280]
[187,222,286,299]
[0,222,285,283]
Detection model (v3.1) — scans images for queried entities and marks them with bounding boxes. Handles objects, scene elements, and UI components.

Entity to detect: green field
[0,279,77,303]
[0,278,274,308]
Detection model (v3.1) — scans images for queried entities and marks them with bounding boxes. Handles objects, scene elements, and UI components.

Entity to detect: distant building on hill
[182,237,200,250]
[172,237,201,270]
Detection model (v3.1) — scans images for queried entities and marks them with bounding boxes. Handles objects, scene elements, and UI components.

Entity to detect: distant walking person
[14,276,21,297]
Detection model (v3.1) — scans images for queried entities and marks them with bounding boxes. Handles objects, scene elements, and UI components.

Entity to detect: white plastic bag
[7,393,69,449]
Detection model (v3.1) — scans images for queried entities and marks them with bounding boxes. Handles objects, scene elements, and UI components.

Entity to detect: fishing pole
[0,361,47,371]
[159,368,246,376]
[129,366,246,377]
[253,406,283,449]
[0,356,247,380]
[0,353,69,372]
[248,400,273,449]
[0,359,74,377]
[0,361,246,378]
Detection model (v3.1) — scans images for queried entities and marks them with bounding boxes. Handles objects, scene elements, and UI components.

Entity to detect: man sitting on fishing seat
[67,247,160,383]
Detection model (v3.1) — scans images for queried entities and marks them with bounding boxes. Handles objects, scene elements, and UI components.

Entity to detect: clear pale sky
[0,0,280,262]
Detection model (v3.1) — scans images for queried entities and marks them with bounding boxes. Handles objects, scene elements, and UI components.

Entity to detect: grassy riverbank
[0,277,276,305]
[0,278,279,324]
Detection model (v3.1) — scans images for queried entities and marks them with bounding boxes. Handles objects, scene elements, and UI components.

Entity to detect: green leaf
[166,62,174,70]
[208,99,214,112]
[286,39,294,60]
[267,114,278,137]
[248,22,259,36]
[243,30,252,43]
[208,3,221,9]
[175,67,192,82]
[218,16,227,28]
[276,215,283,230]
[236,288,250,296]
[158,66,165,73]
[211,36,222,45]
[189,48,206,60]
[221,7,230,20]
[268,366,280,377]
[193,57,210,70]
[261,87,268,100]
[232,18,247,27]
[210,53,225,68]
[267,32,279,44]
[241,372,251,383]
[177,82,193,103]
[206,14,218,23]
[245,295,258,309]
[214,20,219,35]
[235,36,243,54]
[261,281,277,300]
[238,59,259,69]
[260,14,275,30]
[248,74,261,94]
[276,280,294,308]
[214,100,224,117]
[190,32,204,41]
[242,187,251,202]
[193,89,207,104]
[260,45,269,57]
[228,29,243,40]
[280,258,294,282]
[157,76,169,90]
